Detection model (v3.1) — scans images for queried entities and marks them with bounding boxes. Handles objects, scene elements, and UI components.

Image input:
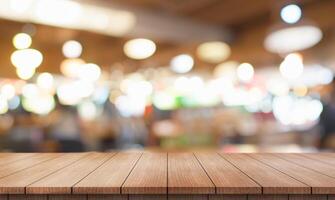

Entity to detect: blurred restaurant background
[0,0,335,153]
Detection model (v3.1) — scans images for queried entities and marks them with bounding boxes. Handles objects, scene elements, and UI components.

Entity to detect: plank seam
[70,152,118,194]
[246,154,312,194]
[0,154,63,182]
[300,154,335,168]
[217,153,263,194]
[23,153,90,194]
[0,154,37,167]
[193,153,217,194]
[120,152,143,194]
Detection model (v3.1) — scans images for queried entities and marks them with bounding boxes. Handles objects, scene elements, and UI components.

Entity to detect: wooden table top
[0,152,335,199]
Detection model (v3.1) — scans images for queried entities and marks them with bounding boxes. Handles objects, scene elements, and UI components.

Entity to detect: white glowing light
[22,94,55,115]
[264,25,322,54]
[8,95,20,110]
[1,84,16,100]
[13,33,32,49]
[11,49,43,69]
[56,81,94,105]
[16,67,36,80]
[123,38,156,60]
[237,63,254,83]
[279,53,304,80]
[213,61,239,81]
[153,92,176,110]
[0,95,8,114]
[115,95,146,117]
[62,40,83,58]
[22,83,38,98]
[280,4,302,24]
[78,63,101,82]
[60,58,85,78]
[37,72,54,90]
[78,101,99,120]
[170,54,194,74]
[9,0,34,14]
[196,41,231,63]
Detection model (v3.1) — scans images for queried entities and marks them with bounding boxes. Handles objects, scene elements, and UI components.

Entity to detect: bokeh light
[123,38,156,60]
[60,58,85,78]
[11,48,43,69]
[62,40,83,58]
[279,53,304,80]
[196,41,231,63]
[170,54,194,74]
[237,63,254,83]
[12,33,32,49]
[280,4,302,24]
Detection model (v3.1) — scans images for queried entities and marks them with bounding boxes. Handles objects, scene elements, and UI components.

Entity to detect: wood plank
[0,154,36,167]
[74,152,141,194]
[0,153,87,194]
[219,154,309,194]
[0,154,60,179]
[276,154,335,179]
[0,195,7,200]
[248,195,288,200]
[301,154,335,168]
[8,195,47,200]
[26,153,113,194]
[88,195,127,200]
[209,195,247,200]
[48,195,87,200]
[195,152,261,194]
[122,152,167,194]
[129,195,167,200]
[168,152,215,194]
[168,195,207,200]
[288,195,327,200]
[250,154,335,194]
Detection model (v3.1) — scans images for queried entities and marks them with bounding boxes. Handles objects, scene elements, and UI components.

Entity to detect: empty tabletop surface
[0,152,334,195]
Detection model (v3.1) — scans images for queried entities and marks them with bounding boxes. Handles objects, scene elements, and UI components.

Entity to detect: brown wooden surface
[74,152,141,194]
[0,153,334,198]
[219,153,310,194]
[122,152,167,194]
[26,153,113,194]
[168,153,215,194]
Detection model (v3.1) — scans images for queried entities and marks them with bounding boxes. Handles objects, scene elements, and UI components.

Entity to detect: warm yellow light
[0,84,16,100]
[237,63,254,83]
[13,33,32,49]
[11,49,43,69]
[0,95,8,114]
[279,53,303,80]
[213,61,239,80]
[37,72,54,90]
[60,58,85,78]
[197,41,231,63]
[62,40,83,58]
[123,38,156,60]
[78,63,101,82]
[16,67,36,80]
[22,94,55,115]
[293,85,308,97]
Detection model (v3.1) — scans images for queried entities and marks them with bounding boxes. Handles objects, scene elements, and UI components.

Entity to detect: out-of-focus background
[0,0,335,153]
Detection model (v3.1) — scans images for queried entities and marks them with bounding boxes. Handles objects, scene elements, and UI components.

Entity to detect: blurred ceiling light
[11,49,43,69]
[12,33,32,49]
[264,25,322,54]
[78,63,101,82]
[279,53,304,80]
[237,63,254,83]
[78,101,99,121]
[0,0,136,37]
[213,61,239,80]
[0,84,16,100]
[170,54,194,74]
[16,67,36,80]
[36,72,54,90]
[196,41,231,63]
[0,95,8,114]
[22,94,55,115]
[280,4,302,24]
[60,58,85,78]
[22,83,38,98]
[123,38,156,60]
[62,40,83,58]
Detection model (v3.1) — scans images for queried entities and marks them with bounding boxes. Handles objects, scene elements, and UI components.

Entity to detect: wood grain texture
[74,152,141,194]
[288,195,327,200]
[0,154,86,194]
[168,195,208,200]
[48,195,87,200]
[122,152,167,194]
[26,153,113,194]
[8,195,47,200]
[0,195,7,200]
[302,154,335,166]
[88,195,127,200]
[209,194,247,199]
[168,153,215,194]
[128,195,167,200]
[248,195,288,200]
[220,154,309,194]
[0,154,36,167]
[276,154,335,178]
[195,152,261,194]
[0,154,59,179]
[250,154,335,194]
